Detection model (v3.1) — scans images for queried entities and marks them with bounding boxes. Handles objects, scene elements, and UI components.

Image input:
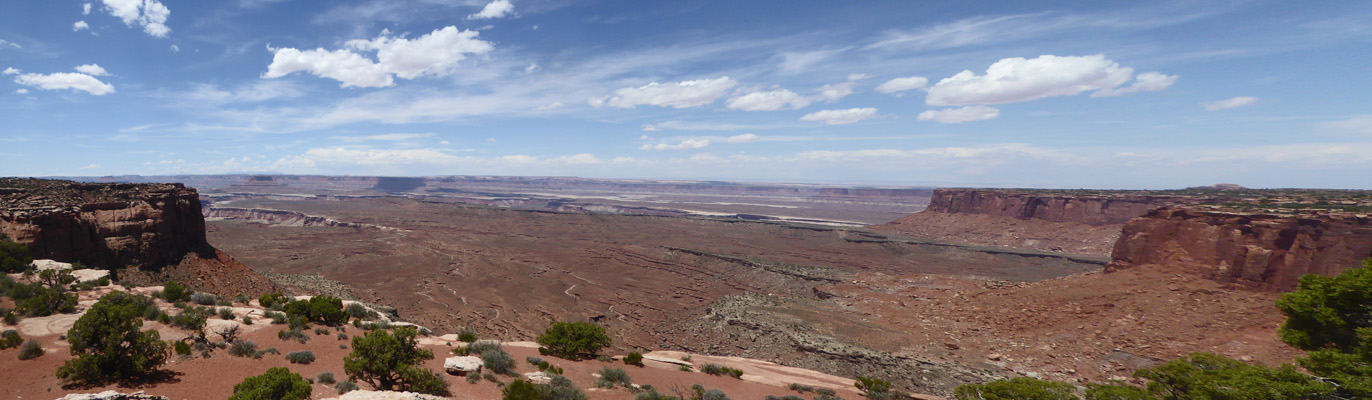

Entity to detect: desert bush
[174,341,192,356]
[285,350,315,364]
[338,332,348,340]
[505,379,541,400]
[855,376,895,399]
[192,292,218,306]
[1,310,17,325]
[482,346,517,375]
[257,291,288,308]
[317,371,336,384]
[458,327,478,342]
[228,340,259,358]
[623,352,644,367]
[229,367,311,400]
[267,311,287,324]
[162,281,192,302]
[315,327,330,335]
[346,302,368,319]
[527,355,544,366]
[57,292,169,384]
[344,326,449,396]
[242,315,253,325]
[466,372,481,384]
[218,307,235,320]
[234,294,250,304]
[14,269,78,317]
[765,396,805,400]
[700,364,743,378]
[953,377,1073,400]
[170,307,208,332]
[283,296,347,326]
[678,365,692,372]
[18,338,42,360]
[595,367,631,389]
[537,321,611,360]
[0,329,22,349]
[336,380,360,394]
[0,239,33,273]
[278,328,309,344]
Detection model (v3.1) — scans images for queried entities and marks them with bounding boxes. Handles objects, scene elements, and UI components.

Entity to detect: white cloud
[1094,71,1178,97]
[525,62,540,73]
[14,89,28,95]
[778,48,847,74]
[556,153,601,165]
[727,133,759,143]
[170,44,179,53]
[83,3,92,15]
[800,108,878,125]
[875,76,929,94]
[848,73,872,81]
[1201,96,1258,111]
[80,164,101,169]
[264,26,494,88]
[73,21,90,31]
[468,0,514,20]
[74,64,109,76]
[926,54,1172,106]
[295,147,462,166]
[640,138,711,151]
[334,133,435,142]
[184,81,302,104]
[11,66,115,95]
[533,101,564,110]
[101,0,171,37]
[591,76,738,109]
[0,40,19,49]
[1321,115,1372,136]
[917,105,1000,123]
[726,89,812,111]
[815,81,856,102]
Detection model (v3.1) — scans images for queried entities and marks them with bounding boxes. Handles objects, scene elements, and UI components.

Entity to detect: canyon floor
[202,193,1300,396]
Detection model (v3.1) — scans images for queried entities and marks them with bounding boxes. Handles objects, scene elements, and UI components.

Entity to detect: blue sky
[1,1,1370,188]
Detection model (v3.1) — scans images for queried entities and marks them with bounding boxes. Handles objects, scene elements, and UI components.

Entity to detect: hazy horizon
[3,1,1371,189]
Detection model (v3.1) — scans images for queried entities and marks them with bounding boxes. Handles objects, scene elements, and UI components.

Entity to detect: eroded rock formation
[1107,207,1372,290]
[0,178,275,295]
[923,188,1194,225]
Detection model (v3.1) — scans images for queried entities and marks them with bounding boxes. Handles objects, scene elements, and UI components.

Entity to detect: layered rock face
[1108,207,1372,290]
[924,188,1192,225]
[0,180,207,269]
[0,178,274,295]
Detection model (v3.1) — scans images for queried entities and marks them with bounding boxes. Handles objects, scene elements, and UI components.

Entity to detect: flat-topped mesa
[924,188,1198,226]
[0,178,274,295]
[1107,206,1372,290]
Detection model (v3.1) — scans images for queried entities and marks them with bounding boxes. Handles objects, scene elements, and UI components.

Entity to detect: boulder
[523,371,552,384]
[444,355,483,376]
[56,391,169,400]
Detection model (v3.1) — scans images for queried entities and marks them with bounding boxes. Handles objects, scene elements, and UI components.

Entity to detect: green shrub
[855,376,895,399]
[504,379,541,400]
[278,328,309,344]
[0,330,22,349]
[623,352,644,367]
[14,270,78,317]
[285,350,315,364]
[336,380,360,394]
[1276,258,1372,398]
[595,367,631,389]
[527,355,544,366]
[174,341,192,356]
[267,311,287,324]
[18,338,42,360]
[482,346,517,375]
[228,340,259,358]
[317,371,336,384]
[344,326,449,396]
[56,292,170,384]
[537,321,611,360]
[218,307,235,320]
[700,363,743,378]
[954,377,1073,400]
[1083,384,1152,400]
[171,307,208,332]
[282,296,347,327]
[315,327,330,335]
[192,292,218,306]
[257,291,288,308]
[458,327,477,342]
[338,332,349,340]
[242,315,253,325]
[0,240,33,273]
[1134,353,1334,400]
[346,303,368,319]
[229,367,312,400]
[162,281,192,302]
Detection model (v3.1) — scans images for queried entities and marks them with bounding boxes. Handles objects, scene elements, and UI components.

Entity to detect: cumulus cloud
[917,105,1000,123]
[101,0,171,37]
[875,76,928,94]
[815,81,856,102]
[926,54,1173,106]
[468,0,514,20]
[9,65,115,95]
[590,76,738,109]
[334,133,435,142]
[640,138,711,151]
[264,26,493,88]
[83,3,92,15]
[73,21,90,31]
[14,89,28,95]
[1202,96,1258,111]
[726,89,812,111]
[727,133,759,143]
[533,101,564,110]
[525,62,540,73]
[74,64,109,76]
[800,108,878,125]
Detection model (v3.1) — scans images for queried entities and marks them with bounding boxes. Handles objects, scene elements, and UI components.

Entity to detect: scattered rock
[523,371,552,384]
[444,356,483,376]
[56,391,169,400]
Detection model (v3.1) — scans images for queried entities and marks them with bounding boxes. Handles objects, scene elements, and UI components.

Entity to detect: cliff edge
[0,178,275,295]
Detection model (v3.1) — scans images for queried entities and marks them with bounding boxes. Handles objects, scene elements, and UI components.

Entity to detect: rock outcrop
[444,356,483,376]
[56,391,169,400]
[1107,207,1372,290]
[922,189,1194,226]
[0,178,275,295]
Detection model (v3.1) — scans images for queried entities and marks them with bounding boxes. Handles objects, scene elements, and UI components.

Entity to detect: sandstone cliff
[0,178,275,295]
[873,189,1187,255]
[1108,207,1372,290]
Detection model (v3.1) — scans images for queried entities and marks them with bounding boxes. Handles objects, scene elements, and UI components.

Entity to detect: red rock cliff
[925,189,1191,226]
[1108,207,1372,290]
[0,178,275,295]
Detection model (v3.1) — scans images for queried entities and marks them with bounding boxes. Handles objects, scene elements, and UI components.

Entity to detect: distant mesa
[1186,183,1249,191]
